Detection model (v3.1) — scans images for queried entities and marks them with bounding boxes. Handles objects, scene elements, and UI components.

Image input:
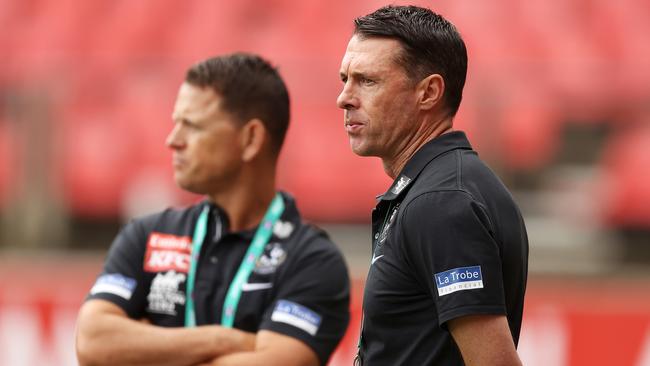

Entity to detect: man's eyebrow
[348,71,374,80]
[171,114,195,125]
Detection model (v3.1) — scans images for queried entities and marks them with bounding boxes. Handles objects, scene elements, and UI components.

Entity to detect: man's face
[167,82,244,195]
[337,35,420,159]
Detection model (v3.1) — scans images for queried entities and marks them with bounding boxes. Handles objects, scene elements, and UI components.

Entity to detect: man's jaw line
[383,118,454,179]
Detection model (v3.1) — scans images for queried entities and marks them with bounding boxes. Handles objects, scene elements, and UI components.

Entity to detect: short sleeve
[259,233,350,366]
[85,219,150,319]
[401,191,506,327]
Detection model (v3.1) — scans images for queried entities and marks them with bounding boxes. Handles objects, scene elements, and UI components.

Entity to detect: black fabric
[86,192,350,366]
[359,131,529,365]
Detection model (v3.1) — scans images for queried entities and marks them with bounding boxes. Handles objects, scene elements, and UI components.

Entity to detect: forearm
[199,352,317,366]
[200,351,265,366]
[76,301,255,366]
[195,330,319,366]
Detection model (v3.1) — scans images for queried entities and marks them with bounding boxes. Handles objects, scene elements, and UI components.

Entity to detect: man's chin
[349,143,375,157]
[174,177,202,195]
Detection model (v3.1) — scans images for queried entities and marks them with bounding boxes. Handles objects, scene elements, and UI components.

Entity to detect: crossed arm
[75,299,319,366]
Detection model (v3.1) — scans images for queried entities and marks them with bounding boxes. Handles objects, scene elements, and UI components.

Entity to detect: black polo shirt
[86,192,350,365]
[358,131,528,365]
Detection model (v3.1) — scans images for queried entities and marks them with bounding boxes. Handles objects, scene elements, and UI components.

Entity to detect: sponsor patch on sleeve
[90,273,137,300]
[434,265,484,297]
[271,300,322,336]
[143,232,192,273]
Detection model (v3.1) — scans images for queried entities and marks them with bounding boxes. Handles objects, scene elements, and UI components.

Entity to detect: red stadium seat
[599,120,650,228]
[596,0,650,106]
[278,105,391,222]
[165,0,247,66]
[0,119,19,208]
[89,0,182,62]
[499,85,562,170]
[60,102,136,217]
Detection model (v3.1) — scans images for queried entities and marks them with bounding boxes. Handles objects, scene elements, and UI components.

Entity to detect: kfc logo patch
[144,232,192,273]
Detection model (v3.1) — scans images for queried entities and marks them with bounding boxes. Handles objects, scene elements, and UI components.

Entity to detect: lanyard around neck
[184,193,285,327]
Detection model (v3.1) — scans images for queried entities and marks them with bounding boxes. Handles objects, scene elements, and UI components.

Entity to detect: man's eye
[361,78,375,85]
[182,120,200,130]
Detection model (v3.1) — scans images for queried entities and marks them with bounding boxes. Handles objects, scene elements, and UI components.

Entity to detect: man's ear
[417,74,445,111]
[240,119,267,162]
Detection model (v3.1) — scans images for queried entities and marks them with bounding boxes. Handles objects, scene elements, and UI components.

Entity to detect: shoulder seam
[400,189,494,233]
[405,189,478,209]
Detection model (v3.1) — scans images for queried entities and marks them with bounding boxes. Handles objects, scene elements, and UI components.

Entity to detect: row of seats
[2,0,649,88]
[1,0,649,224]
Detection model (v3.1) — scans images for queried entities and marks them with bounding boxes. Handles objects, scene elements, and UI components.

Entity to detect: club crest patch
[434,265,484,296]
[378,205,399,245]
[254,242,287,275]
[273,220,294,239]
[391,175,411,195]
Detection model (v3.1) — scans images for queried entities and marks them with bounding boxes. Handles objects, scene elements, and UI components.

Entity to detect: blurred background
[1,0,649,364]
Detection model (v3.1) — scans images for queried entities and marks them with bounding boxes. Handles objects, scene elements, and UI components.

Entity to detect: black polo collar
[204,191,301,240]
[379,131,473,201]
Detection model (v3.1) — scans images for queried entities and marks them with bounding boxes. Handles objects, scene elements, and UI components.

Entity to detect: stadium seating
[0,118,18,206]
[2,0,649,225]
[599,120,650,228]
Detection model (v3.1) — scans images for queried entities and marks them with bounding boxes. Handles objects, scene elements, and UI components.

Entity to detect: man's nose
[165,124,184,149]
[337,82,359,110]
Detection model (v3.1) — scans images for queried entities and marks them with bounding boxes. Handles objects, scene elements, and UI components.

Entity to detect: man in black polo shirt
[337,5,528,365]
[76,54,350,366]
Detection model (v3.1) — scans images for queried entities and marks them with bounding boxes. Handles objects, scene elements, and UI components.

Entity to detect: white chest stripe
[241,282,273,291]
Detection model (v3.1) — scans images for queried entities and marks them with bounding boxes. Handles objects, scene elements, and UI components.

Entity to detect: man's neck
[382,116,453,179]
[208,168,277,232]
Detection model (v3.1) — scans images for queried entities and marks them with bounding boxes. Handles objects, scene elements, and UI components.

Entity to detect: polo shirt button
[210,256,218,264]
[374,233,379,239]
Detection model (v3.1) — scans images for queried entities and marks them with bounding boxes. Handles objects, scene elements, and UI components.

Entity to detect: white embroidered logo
[241,282,274,291]
[146,270,186,315]
[273,221,294,239]
[391,176,411,195]
[378,206,399,244]
[254,242,287,275]
[371,254,384,265]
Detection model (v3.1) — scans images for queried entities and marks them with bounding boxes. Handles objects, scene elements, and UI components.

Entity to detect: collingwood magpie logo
[373,204,400,266]
[254,242,287,275]
[391,175,411,195]
[273,220,294,239]
[378,205,399,245]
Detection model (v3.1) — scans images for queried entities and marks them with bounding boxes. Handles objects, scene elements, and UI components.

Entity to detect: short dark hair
[354,5,467,117]
[185,53,290,154]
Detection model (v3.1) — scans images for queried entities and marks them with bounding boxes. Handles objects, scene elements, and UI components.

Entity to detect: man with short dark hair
[337,5,528,365]
[76,53,350,366]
